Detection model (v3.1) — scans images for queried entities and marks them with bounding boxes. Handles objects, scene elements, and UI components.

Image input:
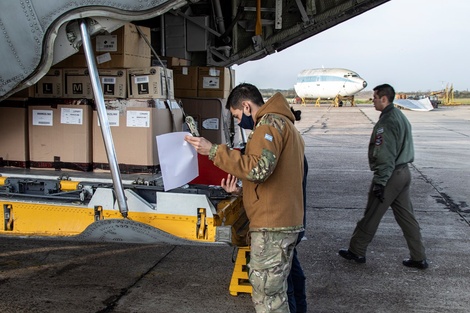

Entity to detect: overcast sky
[233,0,469,92]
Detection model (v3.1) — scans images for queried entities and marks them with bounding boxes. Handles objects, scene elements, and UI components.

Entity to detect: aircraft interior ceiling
[0,0,390,100]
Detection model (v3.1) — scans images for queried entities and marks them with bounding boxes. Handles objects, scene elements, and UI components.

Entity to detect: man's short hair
[373,84,395,103]
[226,83,264,110]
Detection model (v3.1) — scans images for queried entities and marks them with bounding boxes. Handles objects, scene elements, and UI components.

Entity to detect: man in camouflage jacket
[186,83,305,312]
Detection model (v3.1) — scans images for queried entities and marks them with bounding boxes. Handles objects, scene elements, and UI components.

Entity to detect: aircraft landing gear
[334,95,355,107]
[315,97,321,107]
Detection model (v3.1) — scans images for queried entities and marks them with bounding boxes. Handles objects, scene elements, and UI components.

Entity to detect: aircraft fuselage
[294,68,367,99]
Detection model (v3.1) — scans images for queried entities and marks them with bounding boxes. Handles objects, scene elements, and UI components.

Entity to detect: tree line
[259,89,470,99]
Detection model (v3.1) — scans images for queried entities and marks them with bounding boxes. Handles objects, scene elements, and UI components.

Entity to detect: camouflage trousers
[249,231,299,313]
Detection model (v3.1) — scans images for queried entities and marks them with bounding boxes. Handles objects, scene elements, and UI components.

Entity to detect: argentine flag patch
[264,133,273,142]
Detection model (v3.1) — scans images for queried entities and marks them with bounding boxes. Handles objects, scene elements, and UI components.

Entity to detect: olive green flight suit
[349,104,426,261]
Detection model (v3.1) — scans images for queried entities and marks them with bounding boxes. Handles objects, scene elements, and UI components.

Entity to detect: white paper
[61,108,83,125]
[96,35,117,52]
[127,110,150,128]
[202,76,219,89]
[32,110,53,126]
[209,67,219,76]
[97,110,120,127]
[102,77,116,84]
[156,132,199,191]
[134,76,149,84]
[202,118,219,130]
[96,53,112,64]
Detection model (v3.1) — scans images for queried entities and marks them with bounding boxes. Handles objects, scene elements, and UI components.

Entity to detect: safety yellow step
[229,246,252,296]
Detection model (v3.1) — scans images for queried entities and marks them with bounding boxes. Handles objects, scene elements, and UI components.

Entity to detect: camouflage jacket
[211,93,305,230]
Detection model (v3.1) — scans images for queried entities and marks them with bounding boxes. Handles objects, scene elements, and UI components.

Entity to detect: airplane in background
[293,68,367,106]
[394,97,434,112]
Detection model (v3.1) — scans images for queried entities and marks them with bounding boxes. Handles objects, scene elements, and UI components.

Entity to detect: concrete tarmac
[0,104,469,313]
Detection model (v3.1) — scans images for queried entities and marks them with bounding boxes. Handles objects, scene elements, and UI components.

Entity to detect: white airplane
[294,68,367,106]
[394,98,434,112]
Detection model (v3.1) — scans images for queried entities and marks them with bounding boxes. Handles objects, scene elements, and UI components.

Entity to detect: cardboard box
[197,67,234,98]
[92,102,183,171]
[63,68,93,99]
[173,66,198,89]
[54,23,151,69]
[179,97,230,144]
[173,66,198,98]
[0,100,29,167]
[175,89,198,98]
[34,69,63,98]
[127,67,174,99]
[99,69,127,98]
[154,57,191,68]
[28,104,92,171]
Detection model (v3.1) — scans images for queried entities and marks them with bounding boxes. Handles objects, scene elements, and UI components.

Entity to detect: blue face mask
[238,113,255,130]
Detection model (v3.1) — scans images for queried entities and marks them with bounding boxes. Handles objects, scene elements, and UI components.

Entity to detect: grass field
[272,89,470,106]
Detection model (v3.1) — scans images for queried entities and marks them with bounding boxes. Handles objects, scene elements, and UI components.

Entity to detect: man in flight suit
[338,83,428,269]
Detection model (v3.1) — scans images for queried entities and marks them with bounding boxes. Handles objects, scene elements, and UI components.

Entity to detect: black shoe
[402,258,429,269]
[338,249,366,263]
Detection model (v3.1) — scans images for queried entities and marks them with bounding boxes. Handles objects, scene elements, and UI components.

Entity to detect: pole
[79,19,128,218]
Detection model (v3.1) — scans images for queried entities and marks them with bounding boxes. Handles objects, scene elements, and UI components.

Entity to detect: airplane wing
[0,0,187,100]
[0,0,390,101]
[394,98,434,112]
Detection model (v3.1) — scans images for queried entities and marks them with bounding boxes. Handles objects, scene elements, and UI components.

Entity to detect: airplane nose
[363,81,367,88]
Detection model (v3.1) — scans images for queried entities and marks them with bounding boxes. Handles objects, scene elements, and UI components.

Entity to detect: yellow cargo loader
[0,172,249,247]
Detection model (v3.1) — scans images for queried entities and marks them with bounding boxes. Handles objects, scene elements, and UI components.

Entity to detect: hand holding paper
[156,132,199,191]
[184,135,213,156]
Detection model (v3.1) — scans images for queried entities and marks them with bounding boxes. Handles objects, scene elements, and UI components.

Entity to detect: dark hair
[373,84,395,103]
[226,83,264,110]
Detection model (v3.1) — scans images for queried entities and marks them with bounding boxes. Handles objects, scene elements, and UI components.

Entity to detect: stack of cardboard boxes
[0,99,29,168]
[0,22,236,174]
[172,66,235,143]
[173,66,234,99]
[27,99,93,171]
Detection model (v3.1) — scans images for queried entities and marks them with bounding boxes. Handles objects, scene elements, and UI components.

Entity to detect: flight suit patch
[375,134,383,146]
